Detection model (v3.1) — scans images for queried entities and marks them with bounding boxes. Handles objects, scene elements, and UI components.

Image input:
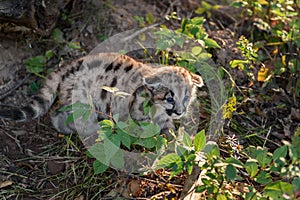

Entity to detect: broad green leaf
[186,163,193,175]
[183,132,193,147]
[256,149,272,168]
[142,137,157,149]
[197,52,212,60]
[272,145,287,161]
[110,149,125,169]
[204,38,221,48]
[203,141,220,158]
[140,123,160,138]
[52,28,65,43]
[195,185,206,193]
[225,157,244,168]
[88,143,110,165]
[191,46,202,56]
[82,109,92,122]
[174,35,184,47]
[25,56,46,73]
[225,164,237,181]
[65,113,75,124]
[264,181,293,198]
[116,129,132,149]
[194,129,206,152]
[104,136,120,162]
[292,177,300,192]
[245,186,259,200]
[155,153,181,169]
[245,160,258,178]
[255,171,272,184]
[288,145,298,163]
[93,160,109,174]
[176,145,188,157]
[191,17,205,25]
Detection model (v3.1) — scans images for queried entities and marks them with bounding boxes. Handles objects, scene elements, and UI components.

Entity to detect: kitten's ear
[191,73,204,87]
[143,76,162,91]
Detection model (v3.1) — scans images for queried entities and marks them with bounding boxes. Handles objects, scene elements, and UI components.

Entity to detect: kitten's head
[143,67,203,119]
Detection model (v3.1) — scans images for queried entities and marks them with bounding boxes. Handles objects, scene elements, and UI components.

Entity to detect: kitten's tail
[0,57,84,122]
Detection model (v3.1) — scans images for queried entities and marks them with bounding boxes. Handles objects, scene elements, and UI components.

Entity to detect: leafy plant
[60,86,167,174]
[155,129,206,178]
[24,50,54,78]
[156,131,300,199]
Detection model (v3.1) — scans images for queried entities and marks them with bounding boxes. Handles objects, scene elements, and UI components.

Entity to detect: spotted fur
[0,53,203,136]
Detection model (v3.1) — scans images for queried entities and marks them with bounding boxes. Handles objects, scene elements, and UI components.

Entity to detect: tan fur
[0,53,203,136]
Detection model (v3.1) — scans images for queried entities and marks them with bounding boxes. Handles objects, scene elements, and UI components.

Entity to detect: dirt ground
[0,0,299,199]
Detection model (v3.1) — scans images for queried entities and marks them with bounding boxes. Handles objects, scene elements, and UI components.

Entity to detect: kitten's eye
[184,96,189,102]
[166,97,174,103]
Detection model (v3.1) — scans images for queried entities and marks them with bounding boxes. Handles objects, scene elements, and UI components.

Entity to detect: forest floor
[0,0,299,199]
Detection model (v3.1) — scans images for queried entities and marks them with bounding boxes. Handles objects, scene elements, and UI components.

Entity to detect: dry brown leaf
[0,180,14,189]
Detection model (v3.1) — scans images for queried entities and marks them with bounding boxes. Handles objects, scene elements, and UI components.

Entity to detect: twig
[263,126,272,148]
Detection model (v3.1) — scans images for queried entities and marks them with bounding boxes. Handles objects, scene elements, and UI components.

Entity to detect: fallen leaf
[0,180,13,189]
[257,66,269,82]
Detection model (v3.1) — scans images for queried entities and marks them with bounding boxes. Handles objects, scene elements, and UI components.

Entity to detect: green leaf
[93,160,109,174]
[183,132,193,147]
[216,194,227,200]
[197,52,212,60]
[195,185,206,193]
[225,157,244,168]
[25,55,46,73]
[145,12,155,25]
[272,145,287,161]
[186,162,193,175]
[245,160,258,178]
[229,59,249,70]
[288,145,298,163]
[155,153,181,169]
[174,35,184,47]
[264,181,294,198]
[140,123,160,138]
[255,171,272,184]
[176,145,188,157]
[194,129,206,152]
[204,38,221,48]
[88,143,110,166]
[100,119,114,128]
[45,50,54,59]
[67,41,81,49]
[191,46,202,56]
[292,177,300,192]
[117,129,132,149]
[104,136,120,162]
[203,141,220,158]
[256,149,272,168]
[225,164,237,181]
[110,149,125,169]
[142,137,157,149]
[52,28,65,44]
[230,1,243,8]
